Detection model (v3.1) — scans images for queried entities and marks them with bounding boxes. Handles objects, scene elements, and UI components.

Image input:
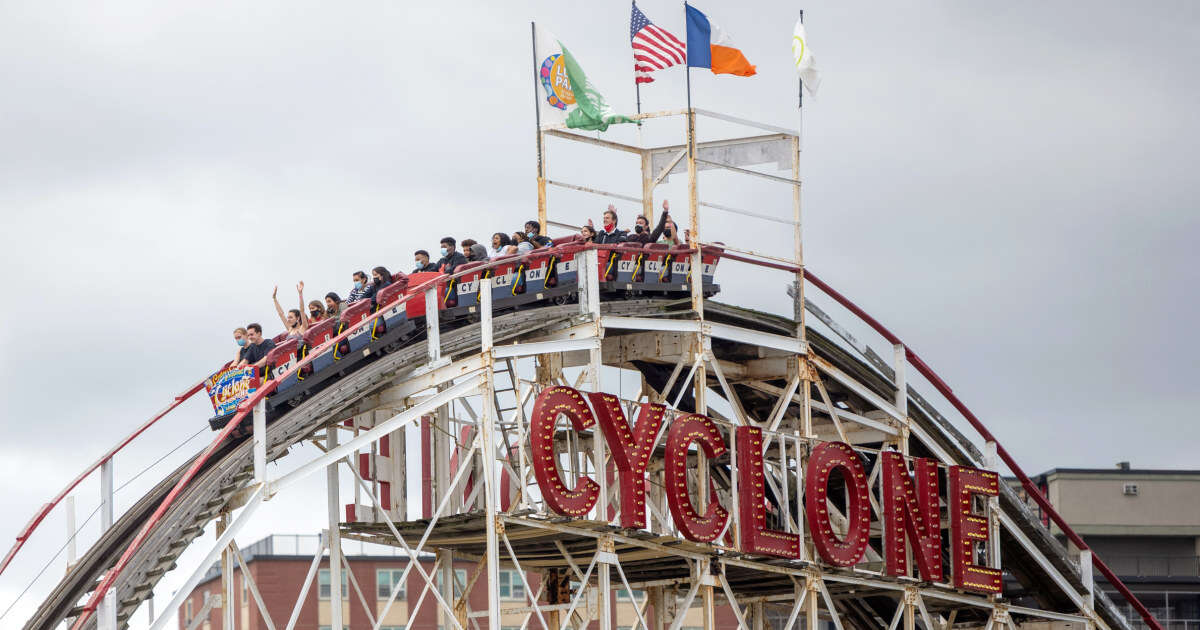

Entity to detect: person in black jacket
[412,250,439,273]
[592,205,627,244]
[436,237,468,274]
[524,220,553,248]
[627,200,672,244]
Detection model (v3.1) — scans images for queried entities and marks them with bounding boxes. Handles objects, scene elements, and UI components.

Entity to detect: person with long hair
[273,282,309,340]
[488,232,513,259]
[368,266,392,302]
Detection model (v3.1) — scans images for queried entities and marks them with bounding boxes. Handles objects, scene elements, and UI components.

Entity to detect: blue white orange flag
[684,3,756,77]
[792,17,821,96]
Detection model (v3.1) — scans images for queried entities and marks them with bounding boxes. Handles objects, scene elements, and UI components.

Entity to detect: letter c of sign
[529,386,601,517]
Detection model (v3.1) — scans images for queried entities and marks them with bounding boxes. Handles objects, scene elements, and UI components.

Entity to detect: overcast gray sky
[1,0,1198,627]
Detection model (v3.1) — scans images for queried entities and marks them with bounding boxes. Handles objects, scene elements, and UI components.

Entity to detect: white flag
[792,18,821,97]
[534,24,571,128]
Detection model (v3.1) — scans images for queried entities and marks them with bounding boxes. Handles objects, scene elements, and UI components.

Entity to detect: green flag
[534,25,633,132]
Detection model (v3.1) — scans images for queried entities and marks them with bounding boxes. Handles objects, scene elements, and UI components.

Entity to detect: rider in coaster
[324,292,343,319]
[346,271,372,304]
[413,250,439,273]
[369,266,392,303]
[592,205,627,244]
[237,323,276,371]
[273,283,309,339]
[488,232,513,259]
[436,237,468,274]
[525,220,553,248]
[627,200,671,244]
[232,327,248,365]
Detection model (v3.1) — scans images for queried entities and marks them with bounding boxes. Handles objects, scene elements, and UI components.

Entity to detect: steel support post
[984,440,1002,590]
[1080,549,1095,610]
[598,538,614,630]
[217,513,236,630]
[253,398,267,485]
[641,151,655,224]
[806,577,818,630]
[326,428,344,630]
[98,458,116,630]
[480,277,502,630]
[893,344,909,455]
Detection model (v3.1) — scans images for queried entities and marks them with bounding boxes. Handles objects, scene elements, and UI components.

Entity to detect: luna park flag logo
[540,54,575,110]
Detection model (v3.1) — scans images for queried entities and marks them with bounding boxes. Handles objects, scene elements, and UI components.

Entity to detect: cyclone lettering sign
[528,385,1003,594]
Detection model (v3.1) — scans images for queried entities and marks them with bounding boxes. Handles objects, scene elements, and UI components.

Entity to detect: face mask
[237,338,247,347]
[634,225,644,234]
[440,247,449,257]
[354,280,363,290]
[310,310,320,318]
[526,231,536,239]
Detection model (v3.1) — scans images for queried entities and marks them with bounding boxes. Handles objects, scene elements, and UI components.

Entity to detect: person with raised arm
[273,283,309,340]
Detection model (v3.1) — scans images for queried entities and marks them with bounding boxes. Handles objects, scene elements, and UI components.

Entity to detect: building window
[1123,483,1139,496]
[318,569,349,600]
[377,568,408,600]
[437,568,469,598]
[617,588,645,601]
[185,599,193,622]
[499,570,526,600]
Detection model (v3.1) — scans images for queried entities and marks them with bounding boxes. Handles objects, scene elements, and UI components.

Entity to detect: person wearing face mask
[237,323,276,371]
[510,231,534,254]
[413,250,438,273]
[436,237,468,274]
[307,300,326,322]
[524,220,553,248]
[626,200,672,244]
[347,271,371,304]
[368,266,392,304]
[590,205,628,244]
[232,327,249,365]
[324,292,343,319]
[273,283,310,340]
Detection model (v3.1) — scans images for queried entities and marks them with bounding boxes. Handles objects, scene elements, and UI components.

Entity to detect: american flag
[630,2,686,84]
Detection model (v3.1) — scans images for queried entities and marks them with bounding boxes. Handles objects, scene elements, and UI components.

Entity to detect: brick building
[178,534,731,630]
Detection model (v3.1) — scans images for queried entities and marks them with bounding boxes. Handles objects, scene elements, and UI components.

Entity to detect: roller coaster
[1,109,1164,630]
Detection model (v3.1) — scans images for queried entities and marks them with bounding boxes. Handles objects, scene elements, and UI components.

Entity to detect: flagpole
[793,10,806,339]
[531,21,547,230]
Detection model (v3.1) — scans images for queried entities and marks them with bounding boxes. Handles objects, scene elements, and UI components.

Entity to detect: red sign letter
[881,452,944,581]
[664,414,730,542]
[805,441,871,567]
[949,465,1002,594]
[735,426,800,558]
[587,392,666,529]
[530,386,600,517]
